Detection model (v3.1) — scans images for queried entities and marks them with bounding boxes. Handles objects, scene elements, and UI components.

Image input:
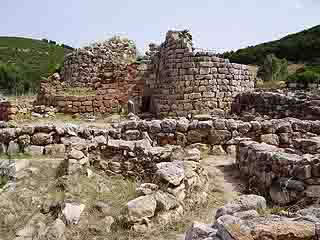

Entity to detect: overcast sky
[1,0,319,53]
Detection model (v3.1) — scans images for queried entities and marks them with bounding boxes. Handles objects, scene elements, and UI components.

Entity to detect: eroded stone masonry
[36,30,254,117]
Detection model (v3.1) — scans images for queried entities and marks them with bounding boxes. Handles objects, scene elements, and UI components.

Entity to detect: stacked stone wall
[1,117,320,158]
[37,30,255,117]
[145,31,255,117]
[0,101,17,121]
[237,140,320,205]
[232,91,320,120]
[37,62,146,114]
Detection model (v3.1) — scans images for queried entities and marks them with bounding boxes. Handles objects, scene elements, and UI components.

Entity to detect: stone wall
[37,30,254,117]
[185,194,320,240]
[37,63,146,114]
[36,36,145,114]
[65,139,208,229]
[237,140,320,205]
[1,116,320,158]
[0,101,17,121]
[232,90,320,120]
[144,30,255,117]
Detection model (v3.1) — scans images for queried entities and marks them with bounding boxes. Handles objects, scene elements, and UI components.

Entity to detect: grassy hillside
[0,37,73,95]
[221,25,320,65]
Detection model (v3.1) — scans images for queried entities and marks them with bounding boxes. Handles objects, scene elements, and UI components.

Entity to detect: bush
[257,54,288,82]
[287,69,320,86]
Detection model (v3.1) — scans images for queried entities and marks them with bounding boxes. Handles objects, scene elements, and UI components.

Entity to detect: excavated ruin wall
[1,117,320,157]
[37,30,254,116]
[2,117,320,205]
[232,91,320,120]
[37,63,146,114]
[237,140,320,205]
[36,37,146,114]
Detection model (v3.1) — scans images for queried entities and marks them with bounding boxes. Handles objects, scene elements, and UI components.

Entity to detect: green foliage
[0,175,8,188]
[221,25,320,64]
[257,54,288,81]
[0,37,73,95]
[287,67,320,86]
[0,62,31,95]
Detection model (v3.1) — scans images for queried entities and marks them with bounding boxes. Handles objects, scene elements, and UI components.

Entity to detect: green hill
[0,37,73,95]
[221,25,320,65]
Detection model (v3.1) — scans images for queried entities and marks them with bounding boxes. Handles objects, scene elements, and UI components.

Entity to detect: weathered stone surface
[61,202,85,225]
[269,178,305,205]
[251,222,316,240]
[31,133,53,145]
[184,148,201,162]
[136,183,159,196]
[126,195,157,223]
[185,222,218,240]
[260,134,279,146]
[156,161,184,186]
[68,149,84,160]
[154,191,178,211]
[215,195,266,219]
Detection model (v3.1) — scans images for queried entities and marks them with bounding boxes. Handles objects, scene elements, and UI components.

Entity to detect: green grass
[0,152,33,160]
[0,36,73,94]
[0,175,9,188]
[221,24,320,65]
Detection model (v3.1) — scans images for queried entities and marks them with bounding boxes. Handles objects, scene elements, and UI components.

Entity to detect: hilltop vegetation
[221,25,320,65]
[0,37,73,95]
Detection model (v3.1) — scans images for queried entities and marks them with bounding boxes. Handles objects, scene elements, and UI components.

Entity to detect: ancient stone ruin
[36,30,254,117]
[2,30,320,240]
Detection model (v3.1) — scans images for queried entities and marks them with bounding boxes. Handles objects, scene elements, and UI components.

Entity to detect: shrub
[257,54,288,82]
[287,69,320,86]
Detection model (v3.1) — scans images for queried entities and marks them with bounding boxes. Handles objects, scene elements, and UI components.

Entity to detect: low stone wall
[185,194,320,240]
[37,63,145,114]
[65,139,208,230]
[0,101,17,121]
[1,117,320,157]
[232,91,320,120]
[237,140,320,205]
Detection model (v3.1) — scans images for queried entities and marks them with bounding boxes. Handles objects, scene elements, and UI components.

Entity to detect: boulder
[156,161,185,186]
[185,222,218,240]
[215,195,266,219]
[154,191,178,211]
[126,195,156,223]
[184,148,201,162]
[31,133,53,145]
[61,202,85,225]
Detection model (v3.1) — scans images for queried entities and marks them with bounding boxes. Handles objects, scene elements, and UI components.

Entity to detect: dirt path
[169,154,245,240]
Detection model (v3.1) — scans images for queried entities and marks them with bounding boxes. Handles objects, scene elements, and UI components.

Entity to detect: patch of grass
[0,152,33,160]
[257,206,286,217]
[14,112,32,121]
[0,175,9,188]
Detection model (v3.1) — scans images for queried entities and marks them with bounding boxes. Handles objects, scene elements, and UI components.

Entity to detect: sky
[0,0,319,54]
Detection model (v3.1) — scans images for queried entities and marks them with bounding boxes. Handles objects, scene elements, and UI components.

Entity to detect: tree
[257,54,288,81]
[0,62,27,95]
